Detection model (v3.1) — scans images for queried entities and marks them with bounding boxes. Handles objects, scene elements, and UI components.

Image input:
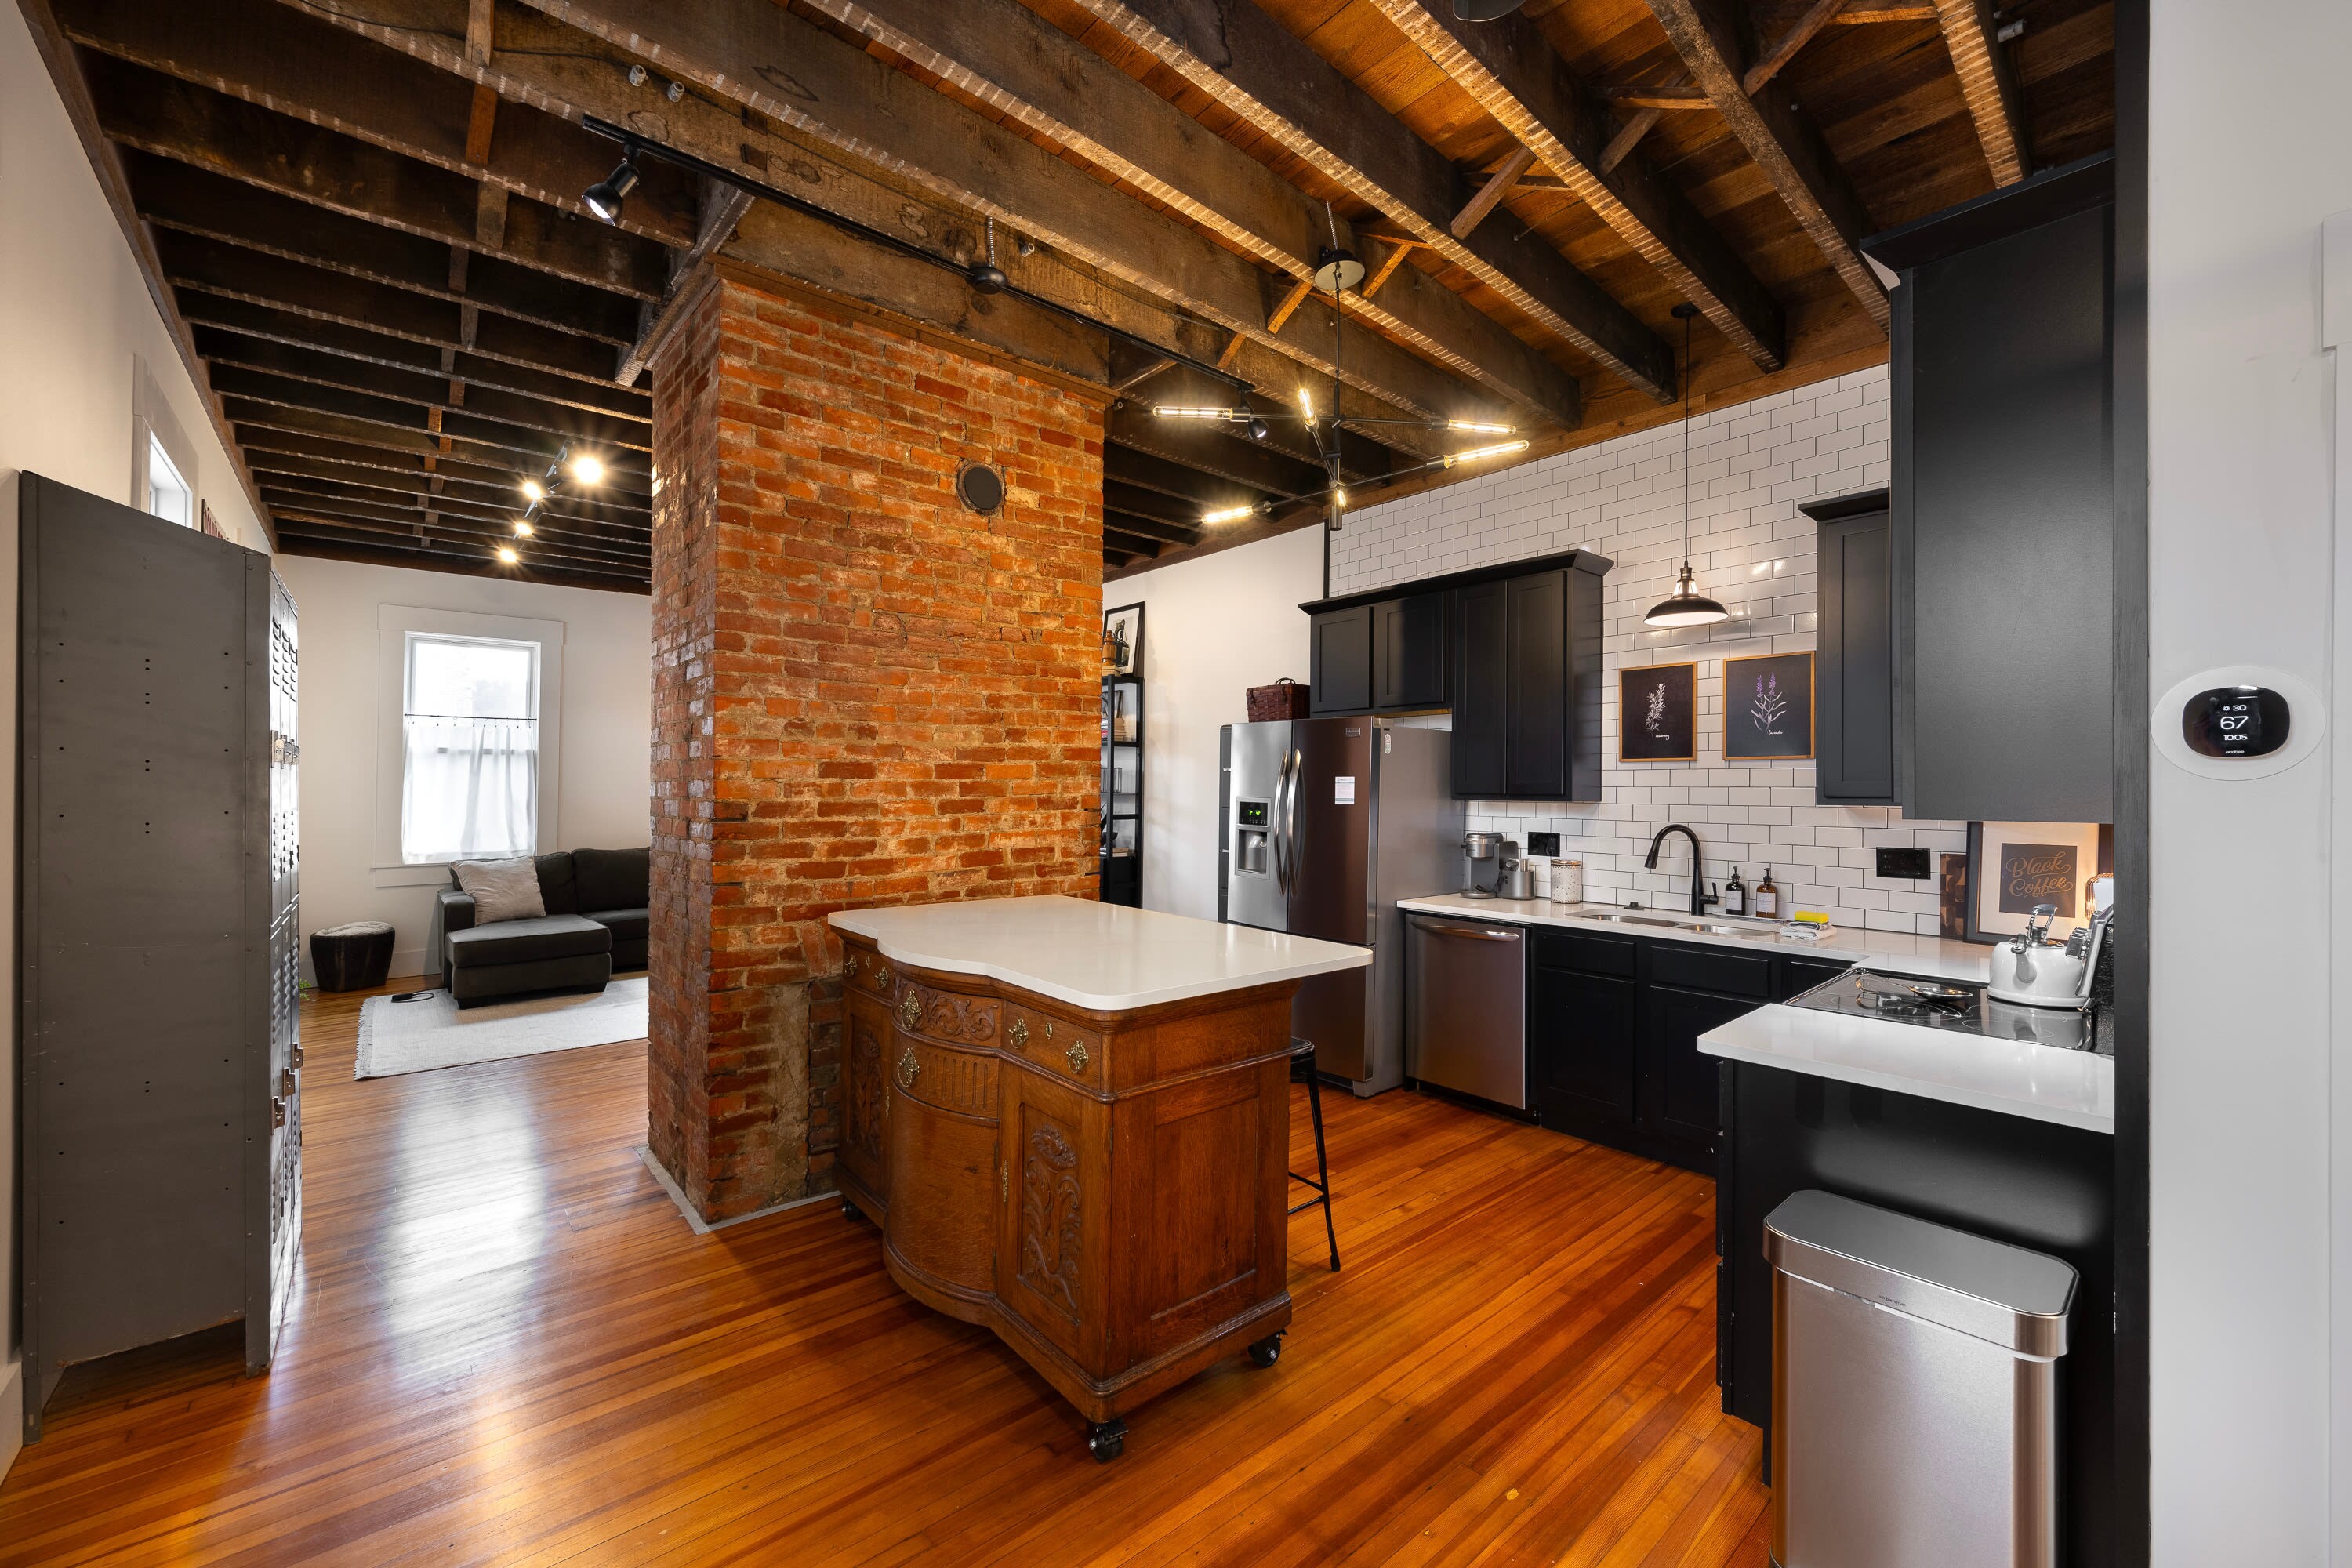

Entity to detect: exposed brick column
[648,263,1105,1223]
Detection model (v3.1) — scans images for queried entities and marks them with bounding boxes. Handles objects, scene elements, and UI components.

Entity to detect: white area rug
[354,976,649,1080]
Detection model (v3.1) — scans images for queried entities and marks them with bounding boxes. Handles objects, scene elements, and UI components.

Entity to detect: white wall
[1124,365,1974,934]
[1114,525,1323,920]
[276,556,652,981]
[2147,2,2352,1559]
[0,9,276,1480]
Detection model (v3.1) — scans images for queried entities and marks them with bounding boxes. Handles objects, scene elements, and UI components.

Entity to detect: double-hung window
[401,633,541,863]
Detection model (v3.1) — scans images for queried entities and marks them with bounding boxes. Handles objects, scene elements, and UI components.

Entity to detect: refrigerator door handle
[1282,746,1302,901]
[1272,746,1294,897]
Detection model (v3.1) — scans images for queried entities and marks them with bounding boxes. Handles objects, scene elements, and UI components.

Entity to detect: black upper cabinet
[1871,155,2115,825]
[1450,580,1508,794]
[1373,592,1447,710]
[1308,604,1372,716]
[1301,549,1609,798]
[1806,492,1896,806]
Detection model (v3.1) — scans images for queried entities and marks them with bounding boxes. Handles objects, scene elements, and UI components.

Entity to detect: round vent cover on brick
[955,461,1007,515]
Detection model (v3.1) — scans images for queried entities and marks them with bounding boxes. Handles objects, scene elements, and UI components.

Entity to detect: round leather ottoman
[310,920,396,993]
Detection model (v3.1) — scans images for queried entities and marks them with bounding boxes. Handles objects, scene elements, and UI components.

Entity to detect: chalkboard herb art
[1722,652,1814,760]
[1618,662,1695,762]
[1964,820,2105,944]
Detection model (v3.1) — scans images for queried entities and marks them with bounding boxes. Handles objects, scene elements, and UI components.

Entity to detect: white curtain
[401,716,538,862]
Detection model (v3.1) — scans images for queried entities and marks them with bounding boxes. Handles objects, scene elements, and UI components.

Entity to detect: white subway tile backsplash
[1334,365,1966,933]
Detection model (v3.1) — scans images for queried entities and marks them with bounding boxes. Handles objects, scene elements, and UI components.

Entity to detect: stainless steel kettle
[1987,903,2115,1009]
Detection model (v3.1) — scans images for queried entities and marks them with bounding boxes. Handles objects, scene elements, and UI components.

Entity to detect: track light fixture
[495,546,521,564]
[567,452,605,486]
[967,217,1010,295]
[583,151,640,224]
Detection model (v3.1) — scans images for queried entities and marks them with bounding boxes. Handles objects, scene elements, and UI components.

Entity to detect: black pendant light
[1644,303,1730,630]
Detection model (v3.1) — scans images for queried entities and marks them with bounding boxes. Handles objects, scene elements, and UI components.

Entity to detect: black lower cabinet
[1640,985,1757,1151]
[1717,1060,2116,1567]
[1528,964,1639,1127]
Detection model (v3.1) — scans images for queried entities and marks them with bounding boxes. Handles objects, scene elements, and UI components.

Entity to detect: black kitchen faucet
[1645,823,1715,916]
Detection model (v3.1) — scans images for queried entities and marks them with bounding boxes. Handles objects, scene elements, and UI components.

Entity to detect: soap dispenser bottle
[1755,868,1779,919]
[1725,868,1747,917]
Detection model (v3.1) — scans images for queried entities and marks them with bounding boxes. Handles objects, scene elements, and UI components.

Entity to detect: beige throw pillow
[454,857,546,924]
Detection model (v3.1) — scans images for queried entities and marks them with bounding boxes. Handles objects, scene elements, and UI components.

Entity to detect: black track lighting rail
[577,117,1252,394]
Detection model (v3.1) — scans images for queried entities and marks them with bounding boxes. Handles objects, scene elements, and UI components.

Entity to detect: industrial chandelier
[497,443,609,566]
[1151,209,1528,533]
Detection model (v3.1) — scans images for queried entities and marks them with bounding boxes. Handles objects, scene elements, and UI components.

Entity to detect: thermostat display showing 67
[2154,666,2325,781]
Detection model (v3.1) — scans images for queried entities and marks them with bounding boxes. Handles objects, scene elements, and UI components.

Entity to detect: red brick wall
[648,265,1104,1222]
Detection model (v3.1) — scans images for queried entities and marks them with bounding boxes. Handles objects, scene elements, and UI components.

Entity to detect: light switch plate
[1527,832,1562,856]
[1875,847,1933,880]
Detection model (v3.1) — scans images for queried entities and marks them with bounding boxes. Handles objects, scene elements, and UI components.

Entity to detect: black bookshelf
[1099,673,1142,906]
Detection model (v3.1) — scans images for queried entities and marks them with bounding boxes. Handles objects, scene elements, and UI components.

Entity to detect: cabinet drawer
[1003,1006,1107,1092]
[893,1035,1000,1120]
[1650,943,1773,1000]
[843,944,896,1000]
[1532,927,1638,979]
[895,981,1000,1046]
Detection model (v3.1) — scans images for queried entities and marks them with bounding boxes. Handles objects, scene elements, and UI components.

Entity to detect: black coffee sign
[1997,843,2078,918]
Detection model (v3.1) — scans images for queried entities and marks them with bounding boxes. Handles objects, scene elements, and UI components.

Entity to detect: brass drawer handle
[898,991,923,1032]
[1065,1041,1090,1075]
[1008,1018,1029,1050]
[844,953,856,977]
[874,964,891,988]
[896,1047,920,1090]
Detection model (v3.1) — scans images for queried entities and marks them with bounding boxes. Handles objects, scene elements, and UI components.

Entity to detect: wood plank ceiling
[23,0,2112,587]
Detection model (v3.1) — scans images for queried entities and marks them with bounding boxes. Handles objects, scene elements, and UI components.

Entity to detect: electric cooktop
[1788,969,2109,1056]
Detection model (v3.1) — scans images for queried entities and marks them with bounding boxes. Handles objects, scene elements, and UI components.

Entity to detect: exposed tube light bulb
[1202,503,1261,525]
[567,452,606,485]
[1443,439,1530,467]
[519,477,546,502]
[1298,387,1316,426]
[1151,405,1247,421]
[514,520,535,537]
[1446,419,1516,435]
[496,546,521,564]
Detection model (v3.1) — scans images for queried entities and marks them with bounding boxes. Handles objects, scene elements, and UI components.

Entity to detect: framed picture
[1965,821,2105,943]
[1619,662,1695,761]
[1722,652,1814,760]
[1102,601,1143,676]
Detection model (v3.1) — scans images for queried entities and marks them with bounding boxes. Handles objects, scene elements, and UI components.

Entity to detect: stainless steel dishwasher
[1405,913,1526,1109]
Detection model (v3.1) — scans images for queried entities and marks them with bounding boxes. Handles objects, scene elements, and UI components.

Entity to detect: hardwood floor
[0,979,1770,1566]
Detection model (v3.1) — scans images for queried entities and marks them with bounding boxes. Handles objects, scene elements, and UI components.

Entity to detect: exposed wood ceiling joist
[1063,0,1680,403]
[1934,0,2034,187]
[1641,0,1892,332]
[1370,0,1787,373]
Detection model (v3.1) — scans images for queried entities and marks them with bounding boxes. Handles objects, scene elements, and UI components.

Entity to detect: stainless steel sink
[1571,909,1682,927]
[1678,922,1779,938]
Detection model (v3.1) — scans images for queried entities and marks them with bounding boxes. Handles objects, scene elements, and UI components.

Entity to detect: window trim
[373,604,565,887]
[130,354,199,527]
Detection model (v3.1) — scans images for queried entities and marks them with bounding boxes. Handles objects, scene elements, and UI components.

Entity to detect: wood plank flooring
[0,979,1770,1566]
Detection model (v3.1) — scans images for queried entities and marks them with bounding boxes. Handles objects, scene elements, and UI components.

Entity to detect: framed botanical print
[1619,662,1695,761]
[1722,652,1815,760]
[1965,820,2105,943]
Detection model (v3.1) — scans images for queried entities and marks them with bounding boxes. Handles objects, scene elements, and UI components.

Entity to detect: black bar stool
[1288,1037,1340,1272]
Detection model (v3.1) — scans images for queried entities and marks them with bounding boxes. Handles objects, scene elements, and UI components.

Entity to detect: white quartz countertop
[829,895,1370,1012]
[1396,892,2109,1134]
[1697,1004,2114,1134]
[1395,893,1993,983]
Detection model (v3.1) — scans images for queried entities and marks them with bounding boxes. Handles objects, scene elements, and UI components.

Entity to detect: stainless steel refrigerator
[1219,717,1461,1095]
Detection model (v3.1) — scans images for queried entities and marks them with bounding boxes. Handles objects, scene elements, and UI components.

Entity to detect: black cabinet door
[1776,955,1853,1001]
[1505,570,1567,797]
[1902,202,2112,822]
[1309,605,1372,715]
[1639,985,1759,1148]
[1816,508,1896,804]
[1448,581,1508,797]
[1373,592,1446,710]
[1528,965,1639,1126]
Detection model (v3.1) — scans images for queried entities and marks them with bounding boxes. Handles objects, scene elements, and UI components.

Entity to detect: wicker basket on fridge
[1246,677,1313,721]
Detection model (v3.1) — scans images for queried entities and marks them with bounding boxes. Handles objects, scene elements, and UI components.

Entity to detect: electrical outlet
[1875,847,1933,880]
[1527,832,1561,856]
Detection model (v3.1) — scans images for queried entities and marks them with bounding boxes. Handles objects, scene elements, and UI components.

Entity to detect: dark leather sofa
[434,847,648,1007]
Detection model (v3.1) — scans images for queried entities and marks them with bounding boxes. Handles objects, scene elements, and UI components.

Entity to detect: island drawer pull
[1065,1041,1091,1075]
[895,1047,920,1090]
[1009,1018,1029,1049]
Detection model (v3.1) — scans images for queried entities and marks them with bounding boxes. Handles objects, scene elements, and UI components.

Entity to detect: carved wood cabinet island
[827,895,1370,1461]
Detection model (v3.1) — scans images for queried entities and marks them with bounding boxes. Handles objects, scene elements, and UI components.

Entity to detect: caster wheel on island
[840,1197,863,1222]
[1247,1331,1284,1369]
[1086,1418,1127,1463]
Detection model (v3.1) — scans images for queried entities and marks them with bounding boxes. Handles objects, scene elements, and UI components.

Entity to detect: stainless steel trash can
[1766,1190,2075,1568]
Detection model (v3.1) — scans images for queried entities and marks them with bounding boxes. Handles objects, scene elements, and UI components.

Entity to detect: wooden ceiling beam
[54,0,696,255]
[1371,0,1788,374]
[232,425,647,517]
[177,292,650,419]
[1103,446,1274,515]
[1642,0,1891,333]
[274,524,648,592]
[209,365,652,477]
[1102,523,1171,559]
[1743,0,1850,94]
[219,390,649,495]
[472,0,1518,434]
[192,328,648,452]
[1934,0,2033,187]
[244,451,648,529]
[113,144,645,343]
[1106,404,1329,498]
[260,491,644,564]
[1062,0,1677,403]
[165,248,622,385]
[797,0,1581,432]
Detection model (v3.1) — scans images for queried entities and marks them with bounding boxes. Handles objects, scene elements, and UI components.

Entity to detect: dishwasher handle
[1410,918,1523,943]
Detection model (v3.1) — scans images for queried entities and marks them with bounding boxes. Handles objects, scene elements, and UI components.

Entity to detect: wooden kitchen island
[827,895,1370,1461]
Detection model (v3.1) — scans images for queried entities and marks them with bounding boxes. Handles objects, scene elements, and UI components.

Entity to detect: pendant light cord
[1680,307,1693,572]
